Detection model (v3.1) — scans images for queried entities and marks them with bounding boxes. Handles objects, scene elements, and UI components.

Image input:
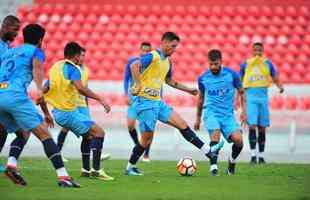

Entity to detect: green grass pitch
[0,158,309,200]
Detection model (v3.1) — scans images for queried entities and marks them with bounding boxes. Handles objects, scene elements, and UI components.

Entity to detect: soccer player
[0,15,22,173]
[43,42,113,180]
[194,49,246,176]
[240,42,284,164]
[124,42,152,162]
[55,48,110,163]
[125,32,224,176]
[0,24,80,187]
[0,16,53,179]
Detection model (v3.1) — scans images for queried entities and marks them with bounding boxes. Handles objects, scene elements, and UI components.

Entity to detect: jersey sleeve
[198,76,205,94]
[266,60,277,77]
[239,62,247,78]
[123,61,132,95]
[139,53,154,71]
[66,64,81,81]
[232,70,242,89]
[33,48,45,63]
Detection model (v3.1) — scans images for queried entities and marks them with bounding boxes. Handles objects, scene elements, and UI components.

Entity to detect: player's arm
[233,70,247,126]
[237,88,246,127]
[37,99,54,128]
[268,60,284,93]
[130,60,142,95]
[123,62,131,104]
[239,62,246,82]
[194,91,205,131]
[165,77,198,96]
[165,62,198,95]
[73,80,110,113]
[32,48,45,101]
[130,53,153,95]
[35,79,54,127]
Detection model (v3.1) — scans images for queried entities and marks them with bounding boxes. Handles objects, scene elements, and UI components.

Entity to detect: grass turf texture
[0,158,309,200]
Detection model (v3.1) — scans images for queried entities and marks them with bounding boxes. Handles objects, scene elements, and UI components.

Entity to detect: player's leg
[31,124,80,187]
[7,130,30,169]
[57,127,69,152]
[125,107,157,176]
[5,129,29,185]
[80,135,91,177]
[226,131,243,175]
[221,116,243,175]
[257,101,270,164]
[165,109,224,157]
[127,105,139,145]
[0,124,8,172]
[142,143,151,162]
[8,97,80,187]
[208,130,221,176]
[88,124,114,180]
[0,116,29,185]
[247,101,259,164]
[128,104,152,162]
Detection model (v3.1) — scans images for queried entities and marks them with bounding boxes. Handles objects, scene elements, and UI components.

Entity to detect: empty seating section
[15,3,309,82]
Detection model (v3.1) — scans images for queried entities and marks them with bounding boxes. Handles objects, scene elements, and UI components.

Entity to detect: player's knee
[127,124,135,132]
[175,118,188,130]
[258,126,265,132]
[249,125,257,130]
[89,124,105,138]
[61,128,69,134]
[32,124,51,141]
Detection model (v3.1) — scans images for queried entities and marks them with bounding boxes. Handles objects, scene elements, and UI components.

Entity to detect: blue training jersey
[0,44,45,94]
[0,39,10,56]
[240,59,277,101]
[198,67,242,117]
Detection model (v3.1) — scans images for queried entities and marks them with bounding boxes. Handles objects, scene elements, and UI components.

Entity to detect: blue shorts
[127,95,137,119]
[203,114,240,143]
[132,97,173,133]
[52,108,94,137]
[0,91,43,133]
[247,100,270,127]
[77,106,91,119]
[127,104,137,119]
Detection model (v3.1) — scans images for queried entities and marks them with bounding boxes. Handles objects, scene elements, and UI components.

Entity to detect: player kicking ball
[125,32,224,176]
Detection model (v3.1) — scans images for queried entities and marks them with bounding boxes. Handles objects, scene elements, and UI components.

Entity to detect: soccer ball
[176,157,197,176]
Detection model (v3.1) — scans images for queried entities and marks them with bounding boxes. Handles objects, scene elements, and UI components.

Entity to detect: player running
[125,32,224,176]
[194,49,246,175]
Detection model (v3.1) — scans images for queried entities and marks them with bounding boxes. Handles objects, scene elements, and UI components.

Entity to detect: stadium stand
[1,0,309,110]
[13,1,309,83]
